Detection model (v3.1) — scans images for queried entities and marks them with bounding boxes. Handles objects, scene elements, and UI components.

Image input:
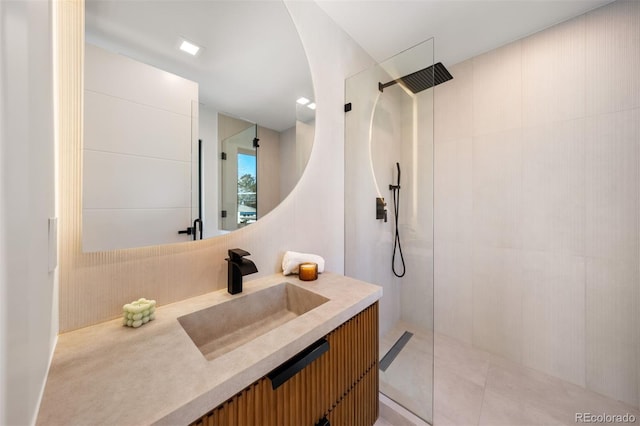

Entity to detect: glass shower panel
[219,122,258,231]
[345,39,434,424]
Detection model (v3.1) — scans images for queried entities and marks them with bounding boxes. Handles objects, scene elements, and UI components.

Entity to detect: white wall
[279,125,297,196]
[0,1,58,424]
[282,0,374,272]
[279,119,315,199]
[0,2,6,418]
[257,126,281,218]
[295,119,315,180]
[83,44,198,251]
[199,106,220,238]
[434,0,640,407]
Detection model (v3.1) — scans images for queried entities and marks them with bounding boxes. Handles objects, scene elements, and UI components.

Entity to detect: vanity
[37,273,382,425]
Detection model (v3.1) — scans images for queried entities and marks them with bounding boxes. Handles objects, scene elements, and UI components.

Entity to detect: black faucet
[225,248,258,294]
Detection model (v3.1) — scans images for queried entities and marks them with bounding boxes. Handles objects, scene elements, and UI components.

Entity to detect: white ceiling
[316,0,614,66]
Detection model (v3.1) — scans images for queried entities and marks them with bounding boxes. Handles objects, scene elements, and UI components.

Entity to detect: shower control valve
[376,197,388,222]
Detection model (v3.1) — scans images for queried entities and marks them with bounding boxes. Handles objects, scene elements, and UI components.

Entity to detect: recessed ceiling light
[180,40,200,56]
[296,97,310,105]
[307,103,316,110]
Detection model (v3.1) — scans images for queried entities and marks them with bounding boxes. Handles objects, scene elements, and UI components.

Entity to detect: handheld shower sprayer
[390,162,405,278]
[389,162,401,191]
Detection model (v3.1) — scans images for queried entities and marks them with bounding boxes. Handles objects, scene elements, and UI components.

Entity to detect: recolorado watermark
[576,413,637,423]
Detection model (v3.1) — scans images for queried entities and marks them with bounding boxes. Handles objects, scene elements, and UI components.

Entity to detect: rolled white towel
[282,251,325,276]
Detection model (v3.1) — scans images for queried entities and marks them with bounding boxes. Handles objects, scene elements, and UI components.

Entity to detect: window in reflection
[237,152,257,226]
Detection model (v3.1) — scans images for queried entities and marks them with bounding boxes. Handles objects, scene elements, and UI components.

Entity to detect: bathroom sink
[177,282,329,360]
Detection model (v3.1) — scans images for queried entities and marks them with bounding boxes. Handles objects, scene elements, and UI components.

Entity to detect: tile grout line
[475,358,492,426]
[521,37,525,367]
[582,8,588,396]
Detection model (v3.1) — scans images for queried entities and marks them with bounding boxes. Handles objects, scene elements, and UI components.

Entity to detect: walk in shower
[345,39,436,423]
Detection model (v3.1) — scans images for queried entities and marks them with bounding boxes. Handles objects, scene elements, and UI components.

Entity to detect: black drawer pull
[267,338,329,390]
[315,416,330,426]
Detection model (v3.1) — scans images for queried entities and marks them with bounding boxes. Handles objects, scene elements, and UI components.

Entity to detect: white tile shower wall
[434,60,473,343]
[472,41,522,137]
[584,109,640,263]
[521,14,586,128]
[586,257,639,406]
[434,0,640,407]
[399,89,434,330]
[472,247,523,362]
[521,119,586,255]
[59,0,374,331]
[584,1,640,116]
[472,128,523,250]
[520,251,586,386]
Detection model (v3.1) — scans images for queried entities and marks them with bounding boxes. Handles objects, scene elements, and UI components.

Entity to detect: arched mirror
[82,0,315,252]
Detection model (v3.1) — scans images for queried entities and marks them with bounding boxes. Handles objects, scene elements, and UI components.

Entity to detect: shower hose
[390,163,406,278]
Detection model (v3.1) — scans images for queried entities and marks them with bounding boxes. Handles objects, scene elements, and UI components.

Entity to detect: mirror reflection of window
[237,152,257,226]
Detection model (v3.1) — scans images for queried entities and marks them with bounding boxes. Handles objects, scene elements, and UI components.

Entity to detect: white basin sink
[178,282,329,360]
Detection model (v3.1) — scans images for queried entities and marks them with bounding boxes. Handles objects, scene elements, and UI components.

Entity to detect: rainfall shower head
[378,62,453,94]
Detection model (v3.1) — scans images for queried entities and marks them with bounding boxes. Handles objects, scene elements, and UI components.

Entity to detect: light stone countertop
[37,272,382,425]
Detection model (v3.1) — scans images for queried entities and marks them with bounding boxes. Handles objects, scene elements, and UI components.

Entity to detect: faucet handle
[228,248,251,261]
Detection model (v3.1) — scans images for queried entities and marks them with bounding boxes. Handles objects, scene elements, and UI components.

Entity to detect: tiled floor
[380,321,434,422]
[376,321,640,425]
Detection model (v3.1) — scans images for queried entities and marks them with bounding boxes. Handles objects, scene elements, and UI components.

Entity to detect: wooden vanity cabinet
[191,302,379,426]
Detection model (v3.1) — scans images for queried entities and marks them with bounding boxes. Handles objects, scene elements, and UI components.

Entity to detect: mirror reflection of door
[237,151,257,227]
[82,44,198,251]
[219,115,257,231]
